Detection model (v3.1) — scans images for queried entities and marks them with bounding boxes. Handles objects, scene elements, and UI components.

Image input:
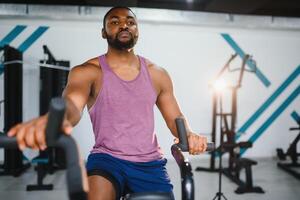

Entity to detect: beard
[106,30,137,50]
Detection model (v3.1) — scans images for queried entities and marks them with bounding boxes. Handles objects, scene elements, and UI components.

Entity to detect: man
[8,6,207,200]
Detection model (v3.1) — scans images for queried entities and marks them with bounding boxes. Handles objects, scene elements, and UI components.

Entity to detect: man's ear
[102,28,107,39]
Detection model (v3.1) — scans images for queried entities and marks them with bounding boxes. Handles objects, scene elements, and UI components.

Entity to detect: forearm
[167,114,193,138]
[64,96,83,126]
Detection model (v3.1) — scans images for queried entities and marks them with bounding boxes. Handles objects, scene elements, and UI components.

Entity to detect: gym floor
[0,158,299,200]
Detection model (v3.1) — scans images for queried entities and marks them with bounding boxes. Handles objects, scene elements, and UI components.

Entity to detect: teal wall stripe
[241,85,300,155]
[0,25,26,47]
[17,26,49,52]
[236,65,300,140]
[0,25,48,75]
[221,33,271,87]
[291,111,300,123]
[0,25,27,74]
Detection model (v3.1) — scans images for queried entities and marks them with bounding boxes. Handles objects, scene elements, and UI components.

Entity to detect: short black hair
[103,6,136,30]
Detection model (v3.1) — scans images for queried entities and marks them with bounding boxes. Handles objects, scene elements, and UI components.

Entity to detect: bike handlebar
[0,98,87,200]
[175,118,215,152]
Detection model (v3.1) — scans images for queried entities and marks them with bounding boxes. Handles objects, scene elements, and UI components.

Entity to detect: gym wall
[0,6,299,160]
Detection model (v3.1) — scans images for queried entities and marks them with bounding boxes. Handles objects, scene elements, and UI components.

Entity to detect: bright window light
[213,79,227,92]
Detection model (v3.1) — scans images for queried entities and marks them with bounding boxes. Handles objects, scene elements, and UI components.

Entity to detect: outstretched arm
[62,64,95,126]
[8,62,97,150]
[156,68,207,154]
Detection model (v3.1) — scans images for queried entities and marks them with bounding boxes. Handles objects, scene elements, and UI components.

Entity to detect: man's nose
[119,21,128,29]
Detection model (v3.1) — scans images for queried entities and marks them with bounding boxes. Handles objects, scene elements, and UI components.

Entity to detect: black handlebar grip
[0,133,18,149]
[175,118,189,152]
[175,118,215,153]
[46,97,66,146]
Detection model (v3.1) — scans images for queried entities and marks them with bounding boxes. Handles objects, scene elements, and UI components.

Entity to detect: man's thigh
[88,175,116,200]
[86,153,125,199]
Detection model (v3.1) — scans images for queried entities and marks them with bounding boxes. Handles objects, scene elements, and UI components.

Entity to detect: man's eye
[111,21,119,25]
[127,20,135,25]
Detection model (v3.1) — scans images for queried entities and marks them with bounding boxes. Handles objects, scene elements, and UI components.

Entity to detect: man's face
[103,8,139,50]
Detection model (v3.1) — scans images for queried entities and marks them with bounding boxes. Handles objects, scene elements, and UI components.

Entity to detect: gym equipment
[212,94,227,200]
[276,113,300,180]
[26,155,54,191]
[196,54,238,173]
[125,118,215,200]
[196,54,264,194]
[0,45,30,177]
[0,98,87,200]
[27,45,70,191]
[219,96,263,194]
[0,97,214,200]
[40,45,70,117]
[40,45,69,170]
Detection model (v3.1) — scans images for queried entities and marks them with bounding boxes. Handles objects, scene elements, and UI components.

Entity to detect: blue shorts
[86,153,174,199]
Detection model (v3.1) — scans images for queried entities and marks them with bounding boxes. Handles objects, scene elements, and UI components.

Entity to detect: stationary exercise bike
[276,114,300,180]
[0,98,214,200]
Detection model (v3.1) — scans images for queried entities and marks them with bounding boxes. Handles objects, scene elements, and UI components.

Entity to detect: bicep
[62,66,92,113]
[156,70,183,127]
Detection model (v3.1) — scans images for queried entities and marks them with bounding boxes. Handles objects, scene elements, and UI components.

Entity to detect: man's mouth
[117,31,131,39]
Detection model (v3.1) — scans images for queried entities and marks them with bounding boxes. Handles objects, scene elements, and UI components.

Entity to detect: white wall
[0,6,300,162]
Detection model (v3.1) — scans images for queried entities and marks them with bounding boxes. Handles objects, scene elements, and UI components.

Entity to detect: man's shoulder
[143,57,166,75]
[142,57,172,91]
[80,57,100,69]
[72,57,100,72]
[69,57,101,82]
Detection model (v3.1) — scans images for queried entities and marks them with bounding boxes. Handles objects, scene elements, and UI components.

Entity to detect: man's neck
[106,47,138,67]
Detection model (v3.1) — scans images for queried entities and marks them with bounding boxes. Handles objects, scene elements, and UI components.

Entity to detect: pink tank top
[88,54,163,162]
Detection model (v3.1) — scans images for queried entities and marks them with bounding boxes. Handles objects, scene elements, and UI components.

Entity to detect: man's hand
[7,114,73,151]
[174,132,207,155]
